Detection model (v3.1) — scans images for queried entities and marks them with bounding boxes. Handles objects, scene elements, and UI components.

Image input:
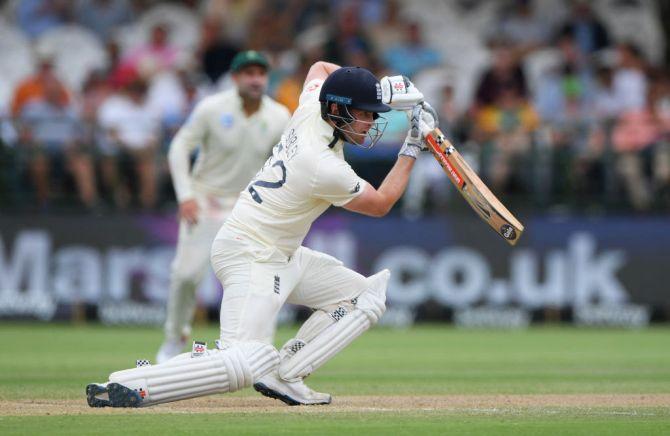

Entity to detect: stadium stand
[0,0,668,213]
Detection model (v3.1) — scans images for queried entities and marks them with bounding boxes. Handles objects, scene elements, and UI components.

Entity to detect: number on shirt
[248,160,286,204]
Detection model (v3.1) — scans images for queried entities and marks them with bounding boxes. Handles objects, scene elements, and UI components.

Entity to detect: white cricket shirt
[222,79,366,257]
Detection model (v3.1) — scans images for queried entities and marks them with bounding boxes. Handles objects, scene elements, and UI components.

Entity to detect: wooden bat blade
[424,128,524,245]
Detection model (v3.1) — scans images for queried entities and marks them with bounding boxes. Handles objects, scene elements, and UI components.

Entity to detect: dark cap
[319,67,391,113]
[231,50,270,72]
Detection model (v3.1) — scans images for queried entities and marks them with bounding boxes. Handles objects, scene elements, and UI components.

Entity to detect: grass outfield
[0,323,669,434]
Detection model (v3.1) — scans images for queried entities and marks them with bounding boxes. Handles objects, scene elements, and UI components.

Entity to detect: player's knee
[200,341,279,392]
[356,269,390,324]
[170,269,197,287]
[227,341,279,389]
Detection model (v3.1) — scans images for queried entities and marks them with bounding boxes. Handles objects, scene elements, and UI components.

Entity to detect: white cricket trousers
[210,227,369,344]
[164,193,236,342]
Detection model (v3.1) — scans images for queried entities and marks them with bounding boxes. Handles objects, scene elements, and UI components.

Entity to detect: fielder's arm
[168,103,209,203]
[168,102,212,224]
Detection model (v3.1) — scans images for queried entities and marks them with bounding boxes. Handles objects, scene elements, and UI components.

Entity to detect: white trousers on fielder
[211,228,370,345]
[164,192,236,342]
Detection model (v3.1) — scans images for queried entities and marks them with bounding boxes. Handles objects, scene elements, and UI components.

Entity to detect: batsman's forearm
[376,156,415,213]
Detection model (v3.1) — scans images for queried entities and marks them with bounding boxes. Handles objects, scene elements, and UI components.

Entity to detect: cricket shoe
[86,382,143,408]
[253,372,331,406]
[156,337,187,363]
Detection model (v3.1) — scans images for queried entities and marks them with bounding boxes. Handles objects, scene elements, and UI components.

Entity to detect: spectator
[592,65,620,120]
[611,111,655,211]
[323,3,374,66]
[11,56,70,118]
[436,77,469,148]
[611,70,670,210]
[105,40,140,90]
[651,72,670,206]
[79,70,113,125]
[534,35,601,207]
[97,79,160,210]
[79,69,112,173]
[17,74,97,209]
[557,0,610,57]
[474,87,539,191]
[535,34,594,124]
[612,42,649,113]
[274,54,313,113]
[155,70,202,144]
[146,66,190,132]
[120,23,181,76]
[496,0,552,55]
[76,0,134,42]
[199,18,239,84]
[367,0,403,55]
[16,0,72,40]
[474,39,528,109]
[382,21,441,79]
[246,4,293,52]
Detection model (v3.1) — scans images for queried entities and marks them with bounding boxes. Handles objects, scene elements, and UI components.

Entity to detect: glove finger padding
[399,105,427,159]
[408,104,422,142]
[380,75,424,110]
[420,102,439,129]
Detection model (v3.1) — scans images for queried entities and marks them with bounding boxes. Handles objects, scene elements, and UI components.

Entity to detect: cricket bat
[424,128,524,245]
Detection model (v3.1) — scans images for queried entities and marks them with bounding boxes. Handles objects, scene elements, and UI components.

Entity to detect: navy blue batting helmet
[319,67,391,114]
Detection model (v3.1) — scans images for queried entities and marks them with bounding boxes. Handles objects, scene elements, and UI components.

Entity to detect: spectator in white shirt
[97,78,160,209]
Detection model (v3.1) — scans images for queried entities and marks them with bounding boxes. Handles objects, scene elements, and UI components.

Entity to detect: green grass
[2,412,669,436]
[1,323,669,434]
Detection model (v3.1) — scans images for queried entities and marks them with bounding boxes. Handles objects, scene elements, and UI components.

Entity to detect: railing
[1,115,668,214]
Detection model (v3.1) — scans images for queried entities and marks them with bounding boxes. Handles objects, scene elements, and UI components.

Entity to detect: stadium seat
[595,0,664,64]
[0,18,36,108]
[35,24,108,92]
[115,3,200,56]
[396,0,492,112]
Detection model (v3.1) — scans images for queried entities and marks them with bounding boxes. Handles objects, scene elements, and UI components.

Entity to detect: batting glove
[419,101,439,136]
[398,104,425,159]
[380,75,424,110]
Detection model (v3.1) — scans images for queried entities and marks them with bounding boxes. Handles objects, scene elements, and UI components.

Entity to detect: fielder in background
[87,62,437,407]
[156,51,291,363]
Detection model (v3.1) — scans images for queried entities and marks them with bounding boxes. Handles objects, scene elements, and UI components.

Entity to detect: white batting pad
[109,341,278,406]
[278,269,389,380]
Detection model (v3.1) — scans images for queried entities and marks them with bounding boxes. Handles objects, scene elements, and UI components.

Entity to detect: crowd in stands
[0,0,669,215]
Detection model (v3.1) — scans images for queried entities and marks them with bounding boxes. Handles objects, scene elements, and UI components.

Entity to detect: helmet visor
[328,106,388,149]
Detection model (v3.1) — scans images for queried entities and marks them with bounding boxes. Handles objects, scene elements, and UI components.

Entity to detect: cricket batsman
[157,50,290,363]
[87,62,437,407]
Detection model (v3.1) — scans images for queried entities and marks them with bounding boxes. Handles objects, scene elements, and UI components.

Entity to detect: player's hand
[380,75,424,110]
[179,199,199,225]
[398,104,426,159]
